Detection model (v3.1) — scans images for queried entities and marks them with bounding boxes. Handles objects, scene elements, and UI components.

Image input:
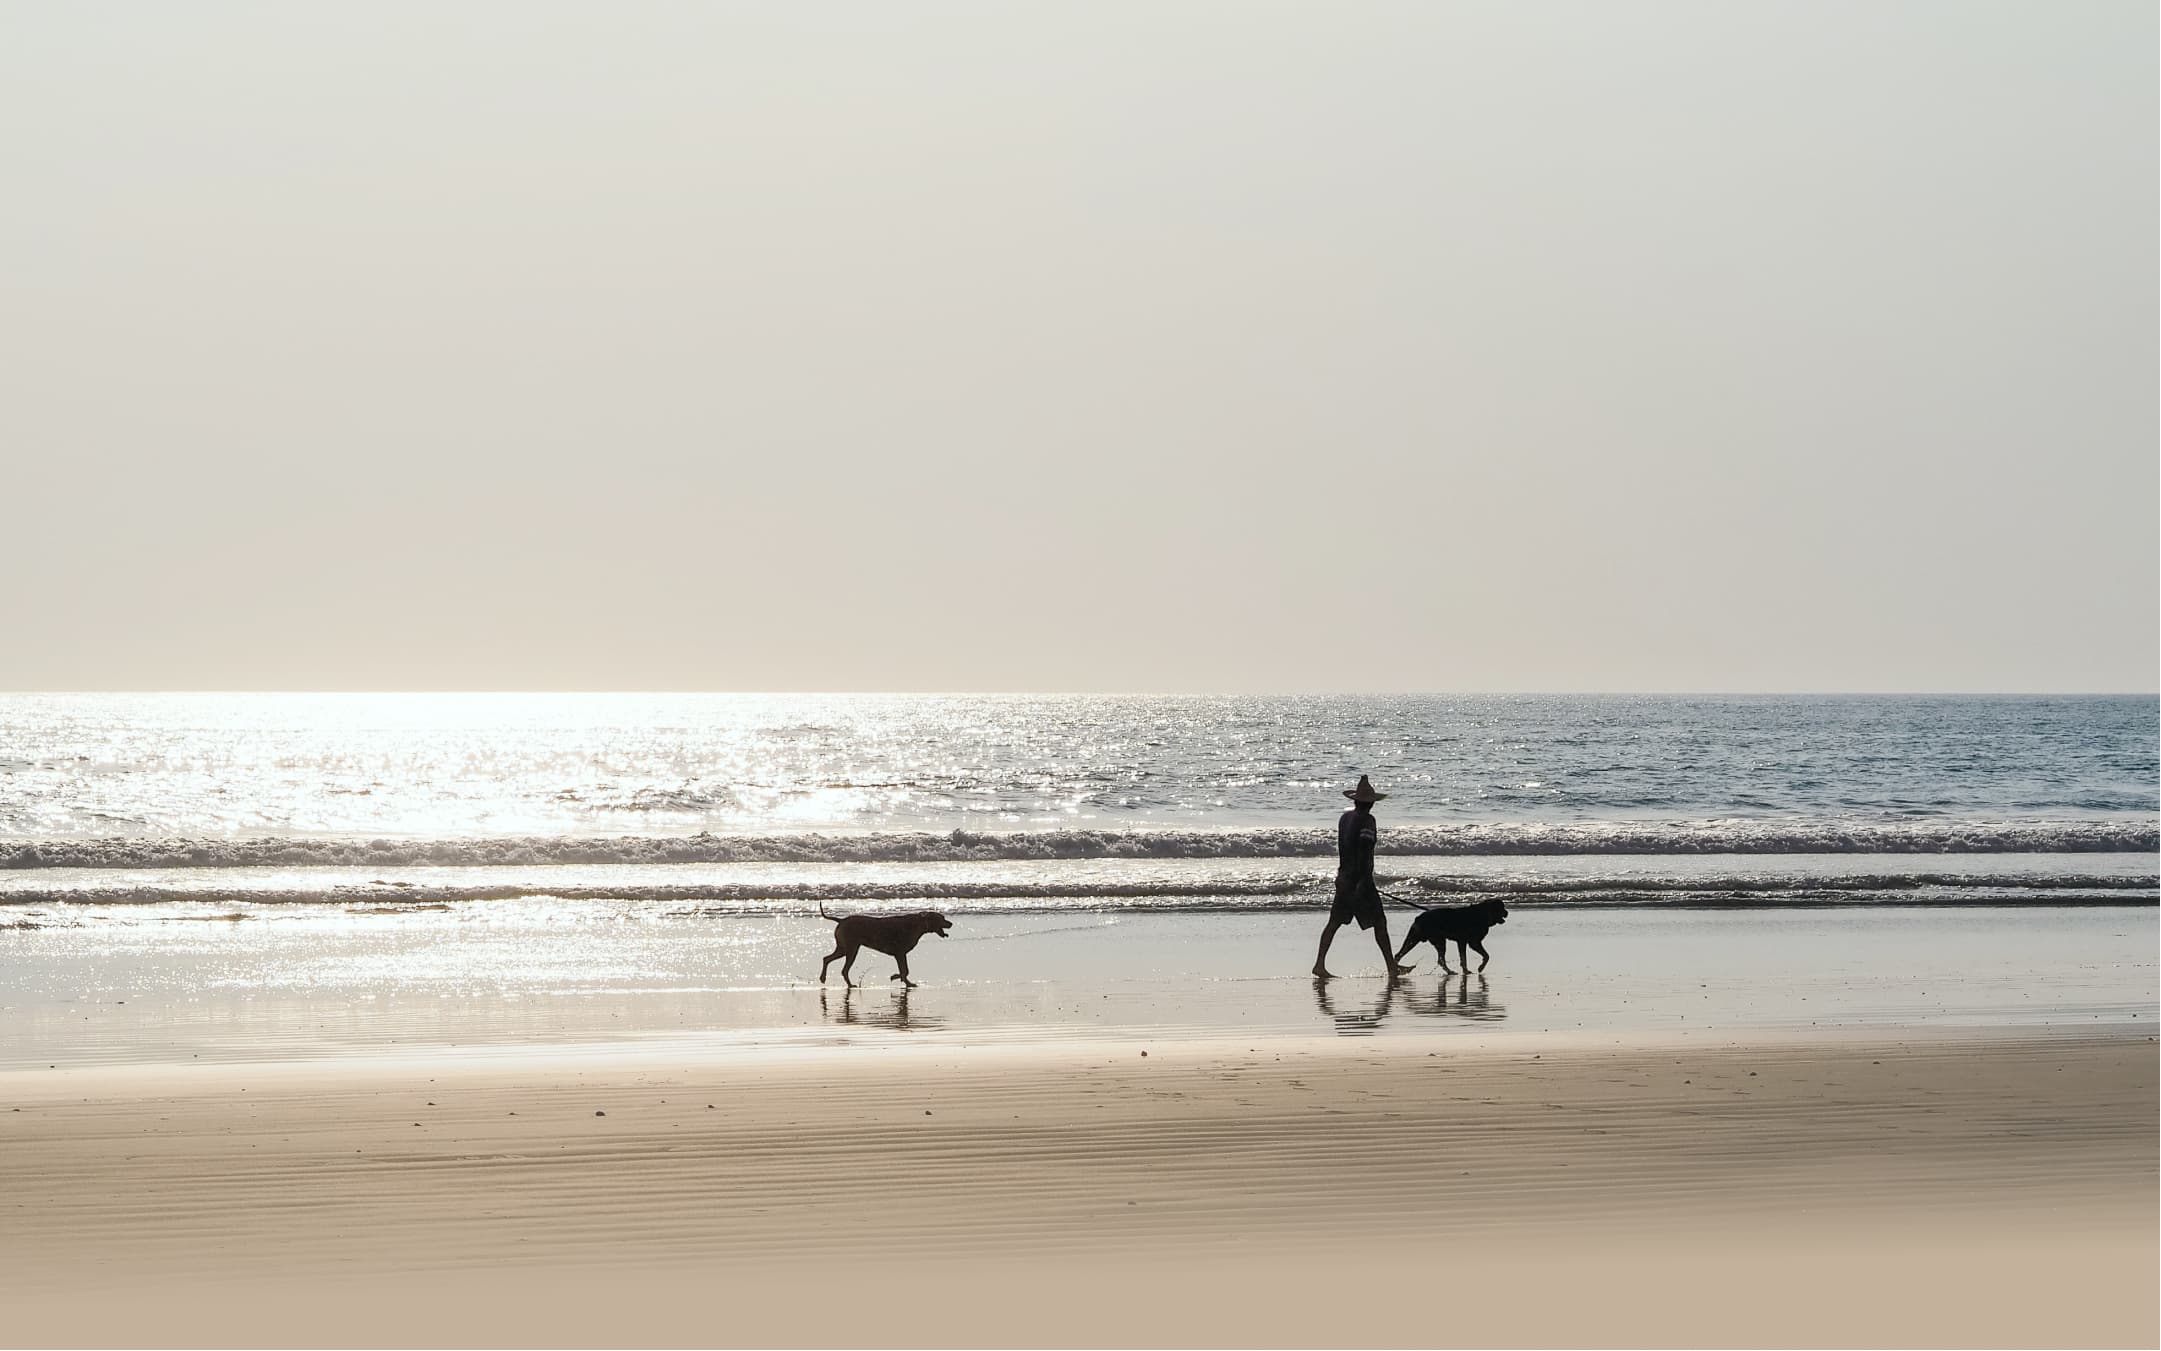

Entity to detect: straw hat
[1342,775,1387,803]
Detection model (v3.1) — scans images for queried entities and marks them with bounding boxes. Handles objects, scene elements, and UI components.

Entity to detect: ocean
[2,692,2155,913]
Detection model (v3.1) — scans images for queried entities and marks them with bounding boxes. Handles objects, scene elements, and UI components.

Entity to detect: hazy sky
[4,2,2153,692]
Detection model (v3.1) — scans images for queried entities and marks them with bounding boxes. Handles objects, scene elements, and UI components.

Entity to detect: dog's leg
[1392,933,1420,965]
[891,953,916,988]
[840,946,858,988]
[1470,939,1490,972]
[820,947,844,984]
[1372,914,1413,978]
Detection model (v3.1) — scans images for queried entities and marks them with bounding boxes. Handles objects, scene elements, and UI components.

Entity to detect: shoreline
[10,847,2155,911]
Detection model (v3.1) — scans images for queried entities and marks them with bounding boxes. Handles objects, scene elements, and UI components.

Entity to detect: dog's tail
[1380,889,1430,910]
[816,903,845,923]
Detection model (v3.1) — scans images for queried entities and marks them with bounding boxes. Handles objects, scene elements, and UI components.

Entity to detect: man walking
[1314,775,1414,979]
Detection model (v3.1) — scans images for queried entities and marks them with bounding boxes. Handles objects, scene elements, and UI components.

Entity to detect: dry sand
[3,1030,2154,1348]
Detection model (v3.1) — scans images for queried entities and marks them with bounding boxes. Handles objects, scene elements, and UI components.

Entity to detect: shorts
[1331,875,1384,931]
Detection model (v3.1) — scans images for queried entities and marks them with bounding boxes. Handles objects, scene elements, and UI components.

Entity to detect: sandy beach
[9,0,2156,1338]
[4,1026,2153,1348]
[5,901,2154,1345]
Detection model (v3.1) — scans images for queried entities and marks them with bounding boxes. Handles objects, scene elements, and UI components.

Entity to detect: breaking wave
[3,818,2155,871]
[2,870,2153,912]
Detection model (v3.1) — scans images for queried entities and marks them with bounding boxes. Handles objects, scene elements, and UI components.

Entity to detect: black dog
[816,904,952,987]
[1392,898,1507,973]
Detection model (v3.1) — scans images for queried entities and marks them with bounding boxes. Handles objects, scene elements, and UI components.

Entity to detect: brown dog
[817,904,953,987]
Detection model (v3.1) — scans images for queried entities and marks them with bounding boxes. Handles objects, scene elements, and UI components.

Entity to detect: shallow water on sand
[3,908,2151,1069]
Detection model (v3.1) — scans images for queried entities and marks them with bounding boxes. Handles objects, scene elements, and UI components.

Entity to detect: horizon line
[2,689,2155,699]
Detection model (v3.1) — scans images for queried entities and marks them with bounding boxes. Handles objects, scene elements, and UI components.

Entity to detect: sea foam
[3,818,2154,872]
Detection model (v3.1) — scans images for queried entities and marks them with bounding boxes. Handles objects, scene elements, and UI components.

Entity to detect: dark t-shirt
[1337,808,1376,880]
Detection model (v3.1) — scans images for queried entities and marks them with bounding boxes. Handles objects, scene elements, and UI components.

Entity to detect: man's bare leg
[1313,917,1344,978]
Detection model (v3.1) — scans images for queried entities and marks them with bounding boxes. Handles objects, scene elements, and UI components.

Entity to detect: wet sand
[4,1028,2154,1348]
[5,906,2154,1069]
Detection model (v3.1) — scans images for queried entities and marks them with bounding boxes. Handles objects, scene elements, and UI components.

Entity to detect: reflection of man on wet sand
[1313,976,1400,1034]
[1313,776,1414,979]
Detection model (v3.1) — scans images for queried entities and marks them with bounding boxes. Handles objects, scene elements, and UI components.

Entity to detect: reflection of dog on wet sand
[1392,898,1508,973]
[820,985,941,1031]
[1409,972,1502,1021]
[816,904,952,987]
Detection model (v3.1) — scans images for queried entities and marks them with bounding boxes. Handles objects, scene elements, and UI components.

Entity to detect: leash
[1378,888,1429,911]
